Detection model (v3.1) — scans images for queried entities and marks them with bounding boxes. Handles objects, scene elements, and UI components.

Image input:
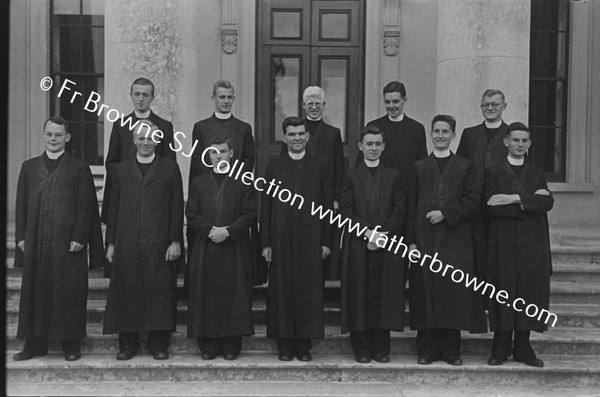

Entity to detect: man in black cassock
[261,116,333,362]
[485,122,553,368]
[280,86,344,280]
[104,119,184,361]
[456,89,510,281]
[187,80,256,293]
[101,77,176,223]
[407,115,486,366]
[340,125,406,364]
[361,81,427,175]
[186,135,257,361]
[13,116,104,361]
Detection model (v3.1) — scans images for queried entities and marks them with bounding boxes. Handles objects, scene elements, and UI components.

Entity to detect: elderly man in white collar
[104,119,184,361]
[407,114,486,367]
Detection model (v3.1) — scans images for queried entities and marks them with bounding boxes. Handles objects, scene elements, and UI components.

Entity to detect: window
[50,0,104,166]
[529,0,569,182]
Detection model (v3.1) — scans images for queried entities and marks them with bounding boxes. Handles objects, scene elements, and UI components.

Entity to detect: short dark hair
[506,122,531,137]
[130,77,155,96]
[383,81,407,98]
[213,80,235,97]
[482,89,505,102]
[43,116,69,134]
[208,134,232,149]
[431,114,456,132]
[282,116,305,134]
[358,125,384,143]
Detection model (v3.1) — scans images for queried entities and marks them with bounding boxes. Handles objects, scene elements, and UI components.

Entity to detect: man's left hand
[69,241,84,252]
[209,227,230,244]
[165,241,181,261]
[426,210,445,224]
[321,246,331,259]
[487,194,520,206]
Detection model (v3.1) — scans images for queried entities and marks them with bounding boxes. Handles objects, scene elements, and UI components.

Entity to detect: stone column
[105,0,201,194]
[436,0,531,138]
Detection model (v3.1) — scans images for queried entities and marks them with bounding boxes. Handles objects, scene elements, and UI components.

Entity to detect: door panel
[311,1,361,47]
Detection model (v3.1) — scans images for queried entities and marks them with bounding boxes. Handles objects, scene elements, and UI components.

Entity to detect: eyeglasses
[480,102,505,109]
[305,102,323,109]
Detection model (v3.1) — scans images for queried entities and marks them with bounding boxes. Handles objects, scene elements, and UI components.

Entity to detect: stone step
[8,276,598,305]
[6,353,600,387]
[6,324,600,356]
[8,382,599,397]
[551,262,600,283]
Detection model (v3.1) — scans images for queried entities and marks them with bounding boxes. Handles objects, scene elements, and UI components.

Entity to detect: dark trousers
[350,328,390,357]
[23,336,80,355]
[416,328,461,360]
[491,330,535,360]
[119,331,171,353]
[197,336,243,356]
[277,338,312,355]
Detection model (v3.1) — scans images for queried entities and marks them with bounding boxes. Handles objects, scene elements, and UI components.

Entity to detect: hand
[106,243,115,263]
[426,210,445,224]
[209,226,230,244]
[333,200,340,212]
[534,189,550,196]
[409,243,418,251]
[321,246,331,259]
[165,241,181,261]
[17,240,25,253]
[487,194,520,206]
[262,247,272,263]
[367,242,379,251]
[69,241,84,253]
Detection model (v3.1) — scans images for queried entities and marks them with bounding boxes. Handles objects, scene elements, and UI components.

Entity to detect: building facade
[8,0,600,246]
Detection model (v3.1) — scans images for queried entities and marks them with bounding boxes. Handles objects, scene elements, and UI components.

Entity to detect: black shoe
[514,357,544,368]
[418,356,433,365]
[445,356,463,366]
[297,351,312,362]
[355,355,371,364]
[13,351,35,361]
[153,350,169,360]
[65,352,81,361]
[201,353,216,360]
[278,352,293,361]
[487,356,506,366]
[373,354,389,363]
[223,353,238,361]
[116,350,133,360]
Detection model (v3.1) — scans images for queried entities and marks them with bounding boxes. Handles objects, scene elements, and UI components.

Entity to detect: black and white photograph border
[5,0,600,396]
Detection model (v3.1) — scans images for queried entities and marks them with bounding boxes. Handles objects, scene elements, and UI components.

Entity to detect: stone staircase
[6,238,600,396]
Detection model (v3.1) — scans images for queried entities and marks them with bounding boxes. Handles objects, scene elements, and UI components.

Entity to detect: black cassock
[340,162,407,333]
[260,154,333,339]
[101,110,176,222]
[103,157,184,334]
[15,152,104,340]
[457,121,510,279]
[484,159,554,331]
[407,154,486,332]
[186,173,257,338]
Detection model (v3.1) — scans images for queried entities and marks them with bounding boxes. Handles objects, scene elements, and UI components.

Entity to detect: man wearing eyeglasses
[13,116,104,362]
[456,89,510,316]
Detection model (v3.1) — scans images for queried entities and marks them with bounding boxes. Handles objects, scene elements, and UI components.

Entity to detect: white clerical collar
[306,116,322,122]
[507,155,524,166]
[364,158,380,168]
[137,153,155,164]
[213,164,229,174]
[485,120,502,129]
[214,112,232,120]
[433,149,451,158]
[135,110,151,119]
[288,151,306,160]
[46,149,65,159]
[388,113,405,122]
